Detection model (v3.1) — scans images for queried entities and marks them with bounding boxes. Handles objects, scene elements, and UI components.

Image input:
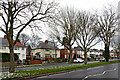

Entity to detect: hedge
[0,53,19,62]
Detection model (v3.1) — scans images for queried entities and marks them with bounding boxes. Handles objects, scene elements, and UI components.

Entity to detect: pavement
[31,62,120,80]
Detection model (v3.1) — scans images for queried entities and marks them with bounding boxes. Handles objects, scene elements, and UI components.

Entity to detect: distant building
[0,35,27,61]
[60,48,77,60]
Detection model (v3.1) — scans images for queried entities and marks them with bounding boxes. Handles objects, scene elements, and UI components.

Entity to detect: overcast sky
[0,0,120,49]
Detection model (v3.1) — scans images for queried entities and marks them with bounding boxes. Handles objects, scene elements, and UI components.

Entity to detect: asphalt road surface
[32,62,120,80]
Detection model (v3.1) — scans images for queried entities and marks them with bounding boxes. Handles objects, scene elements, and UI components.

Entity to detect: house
[75,46,91,58]
[31,40,60,60]
[110,50,120,59]
[26,45,32,61]
[60,48,77,61]
[0,35,27,61]
[75,46,104,59]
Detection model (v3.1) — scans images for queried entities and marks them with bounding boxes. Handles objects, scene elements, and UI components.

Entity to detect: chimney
[4,35,7,39]
[45,40,48,44]
[74,47,77,49]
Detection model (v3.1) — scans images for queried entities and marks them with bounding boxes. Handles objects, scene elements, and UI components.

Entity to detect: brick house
[60,48,77,61]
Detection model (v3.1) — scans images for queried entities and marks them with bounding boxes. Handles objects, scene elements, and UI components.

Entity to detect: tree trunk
[9,45,15,73]
[117,52,119,59]
[104,43,110,62]
[84,50,87,64]
[69,49,73,63]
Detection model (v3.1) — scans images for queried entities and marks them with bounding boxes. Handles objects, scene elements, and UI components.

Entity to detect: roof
[36,41,58,50]
[0,38,27,47]
[0,38,9,47]
[13,40,27,47]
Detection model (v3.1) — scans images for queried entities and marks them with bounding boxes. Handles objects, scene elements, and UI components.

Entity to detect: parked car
[99,57,106,62]
[73,58,84,63]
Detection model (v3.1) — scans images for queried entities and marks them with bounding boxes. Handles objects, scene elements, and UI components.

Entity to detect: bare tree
[76,11,101,64]
[29,34,42,49]
[48,8,79,63]
[0,0,57,72]
[96,5,119,62]
[18,33,30,45]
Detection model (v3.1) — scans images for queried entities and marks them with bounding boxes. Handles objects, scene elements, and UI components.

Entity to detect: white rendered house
[0,36,27,61]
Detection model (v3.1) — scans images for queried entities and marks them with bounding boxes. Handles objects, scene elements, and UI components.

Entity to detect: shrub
[0,53,19,62]
[55,58,62,63]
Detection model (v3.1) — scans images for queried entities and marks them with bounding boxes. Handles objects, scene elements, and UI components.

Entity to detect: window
[14,47,19,50]
[22,54,25,58]
[65,55,66,58]
[22,47,24,50]
[52,54,57,58]
[68,50,70,53]
[0,46,6,49]
[72,50,75,53]
[45,54,50,58]
[46,49,49,51]
[52,50,55,52]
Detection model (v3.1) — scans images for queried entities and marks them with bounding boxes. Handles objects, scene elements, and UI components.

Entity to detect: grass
[1,60,120,80]
[0,63,47,69]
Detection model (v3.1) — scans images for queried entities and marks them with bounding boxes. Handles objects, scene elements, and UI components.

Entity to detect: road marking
[87,66,104,70]
[82,68,119,80]
[67,70,84,73]
[110,64,118,66]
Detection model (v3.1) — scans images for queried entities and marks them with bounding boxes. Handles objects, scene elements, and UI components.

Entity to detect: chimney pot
[4,35,7,39]
[45,40,48,44]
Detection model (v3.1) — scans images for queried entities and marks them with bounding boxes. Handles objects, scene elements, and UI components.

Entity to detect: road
[32,62,120,80]
[1,59,119,72]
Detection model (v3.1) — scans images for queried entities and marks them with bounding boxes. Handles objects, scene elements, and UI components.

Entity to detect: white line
[87,66,104,70]
[82,68,118,80]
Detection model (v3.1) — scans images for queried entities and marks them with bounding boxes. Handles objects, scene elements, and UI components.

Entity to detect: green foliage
[55,58,62,63]
[1,53,19,62]
[90,55,94,59]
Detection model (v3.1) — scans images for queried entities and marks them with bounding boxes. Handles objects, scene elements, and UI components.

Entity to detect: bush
[55,58,62,63]
[0,53,19,62]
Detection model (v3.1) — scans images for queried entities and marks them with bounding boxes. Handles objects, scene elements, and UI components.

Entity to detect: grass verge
[1,60,120,80]
[0,63,47,69]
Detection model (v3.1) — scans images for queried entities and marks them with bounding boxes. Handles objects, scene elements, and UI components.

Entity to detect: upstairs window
[22,47,24,50]
[14,47,19,50]
[0,46,6,49]
[46,49,49,51]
